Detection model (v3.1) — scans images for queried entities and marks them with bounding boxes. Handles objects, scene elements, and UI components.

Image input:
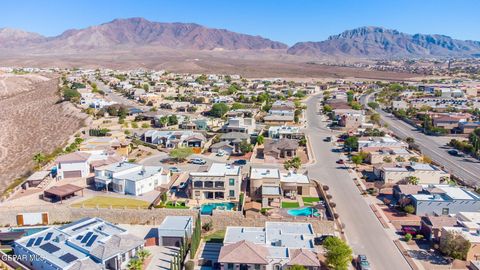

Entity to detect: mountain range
[1,18,479,59]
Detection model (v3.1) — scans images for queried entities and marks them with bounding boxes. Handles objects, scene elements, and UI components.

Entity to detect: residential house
[358,136,407,151]
[142,130,206,149]
[264,101,296,125]
[334,109,365,129]
[13,217,144,270]
[94,162,169,196]
[79,137,130,157]
[221,117,256,134]
[190,163,242,201]
[218,222,320,270]
[55,152,91,179]
[268,126,303,140]
[364,147,418,164]
[373,163,449,184]
[218,132,250,154]
[263,139,299,160]
[440,227,480,261]
[420,215,458,241]
[408,185,480,215]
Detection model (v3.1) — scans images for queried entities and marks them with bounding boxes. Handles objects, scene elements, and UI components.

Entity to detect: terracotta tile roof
[218,240,269,264]
[287,248,321,267]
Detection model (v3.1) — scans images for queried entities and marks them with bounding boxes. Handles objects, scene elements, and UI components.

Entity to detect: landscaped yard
[302,196,321,206]
[164,200,189,209]
[71,196,150,209]
[281,202,300,208]
[203,230,225,243]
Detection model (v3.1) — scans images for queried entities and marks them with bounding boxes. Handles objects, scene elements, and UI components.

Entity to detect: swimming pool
[287,207,319,217]
[10,227,49,236]
[200,202,236,215]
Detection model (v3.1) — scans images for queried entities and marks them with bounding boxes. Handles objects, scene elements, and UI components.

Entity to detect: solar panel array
[85,235,98,247]
[26,238,35,247]
[59,253,78,263]
[40,242,60,253]
[44,232,53,241]
[81,232,93,243]
[34,237,44,246]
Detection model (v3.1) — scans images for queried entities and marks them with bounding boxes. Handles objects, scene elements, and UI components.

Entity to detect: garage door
[162,236,182,247]
[63,170,82,178]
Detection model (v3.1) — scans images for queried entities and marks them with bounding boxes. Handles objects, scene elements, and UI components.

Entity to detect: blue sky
[2,0,480,45]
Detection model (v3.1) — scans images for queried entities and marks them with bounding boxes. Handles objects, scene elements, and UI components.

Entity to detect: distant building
[373,163,449,184]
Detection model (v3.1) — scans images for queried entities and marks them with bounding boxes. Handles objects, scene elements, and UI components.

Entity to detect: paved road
[361,92,480,187]
[304,95,411,270]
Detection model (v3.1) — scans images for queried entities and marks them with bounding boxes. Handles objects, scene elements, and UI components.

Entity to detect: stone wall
[0,205,335,235]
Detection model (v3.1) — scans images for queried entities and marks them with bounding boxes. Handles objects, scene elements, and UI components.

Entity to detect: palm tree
[395,156,406,162]
[33,153,46,169]
[406,176,420,185]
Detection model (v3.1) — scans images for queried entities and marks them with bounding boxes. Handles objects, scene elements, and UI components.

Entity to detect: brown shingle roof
[218,240,269,264]
[422,215,458,229]
[56,152,91,163]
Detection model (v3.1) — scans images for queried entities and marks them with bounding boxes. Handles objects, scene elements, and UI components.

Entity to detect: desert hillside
[0,74,87,192]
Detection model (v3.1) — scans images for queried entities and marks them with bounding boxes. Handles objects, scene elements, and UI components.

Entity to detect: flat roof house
[409,185,480,215]
[94,162,169,196]
[13,217,144,270]
[190,163,242,201]
[157,216,193,247]
[268,125,304,140]
[373,162,449,184]
[219,222,320,270]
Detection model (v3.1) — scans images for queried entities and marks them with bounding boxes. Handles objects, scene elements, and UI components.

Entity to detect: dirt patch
[0,74,87,192]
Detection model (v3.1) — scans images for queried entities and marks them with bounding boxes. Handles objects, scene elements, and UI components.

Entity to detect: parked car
[190,158,206,165]
[336,159,345,164]
[324,136,332,142]
[355,255,371,270]
[216,150,226,157]
[448,149,464,157]
[233,159,247,165]
[169,166,181,173]
[401,226,419,236]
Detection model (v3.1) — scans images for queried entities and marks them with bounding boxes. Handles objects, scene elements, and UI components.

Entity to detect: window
[227,263,234,270]
[229,178,235,186]
[274,264,281,270]
[229,190,235,197]
[442,208,449,215]
[254,264,261,270]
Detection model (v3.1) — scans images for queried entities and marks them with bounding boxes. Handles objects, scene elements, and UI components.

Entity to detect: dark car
[355,255,371,270]
[233,159,247,165]
[448,149,464,157]
[336,159,345,164]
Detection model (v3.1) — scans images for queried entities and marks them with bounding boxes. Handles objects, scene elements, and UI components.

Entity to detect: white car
[216,151,225,157]
[190,158,206,165]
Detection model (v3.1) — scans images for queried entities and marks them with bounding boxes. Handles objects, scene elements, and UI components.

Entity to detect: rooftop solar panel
[34,237,43,246]
[85,235,98,247]
[81,231,93,243]
[44,232,53,241]
[59,253,78,263]
[26,238,35,247]
[76,235,83,240]
[40,242,60,253]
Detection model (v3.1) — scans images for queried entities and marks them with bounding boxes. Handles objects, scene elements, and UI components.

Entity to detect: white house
[94,162,170,196]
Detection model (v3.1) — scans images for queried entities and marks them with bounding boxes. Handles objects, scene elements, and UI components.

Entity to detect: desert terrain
[0,50,418,81]
[0,73,87,192]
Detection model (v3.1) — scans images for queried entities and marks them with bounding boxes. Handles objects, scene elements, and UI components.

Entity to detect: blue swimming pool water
[287,207,318,217]
[200,202,236,215]
[10,227,48,236]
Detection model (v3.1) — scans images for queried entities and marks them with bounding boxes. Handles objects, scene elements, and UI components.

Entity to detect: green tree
[351,155,363,167]
[284,156,302,171]
[404,205,415,214]
[33,153,46,169]
[404,233,413,242]
[323,104,333,113]
[383,156,392,163]
[143,83,149,91]
[239,141,253,154]
[170,148,194,162]
[209,103,230,118]
[137,249,151,263]
[159,116,169,127]
[439,231,471,260]
[395,156,406,162]
[408,156,419,162]
[127,258,142,270]
[344,136,358,152]
[230,102,245,110]
[367,101,379,109]
[323,236,353,270]
[370,113,381,125]
[406,176,419,185]
[168,115,178,125]
[256,135,264,145]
